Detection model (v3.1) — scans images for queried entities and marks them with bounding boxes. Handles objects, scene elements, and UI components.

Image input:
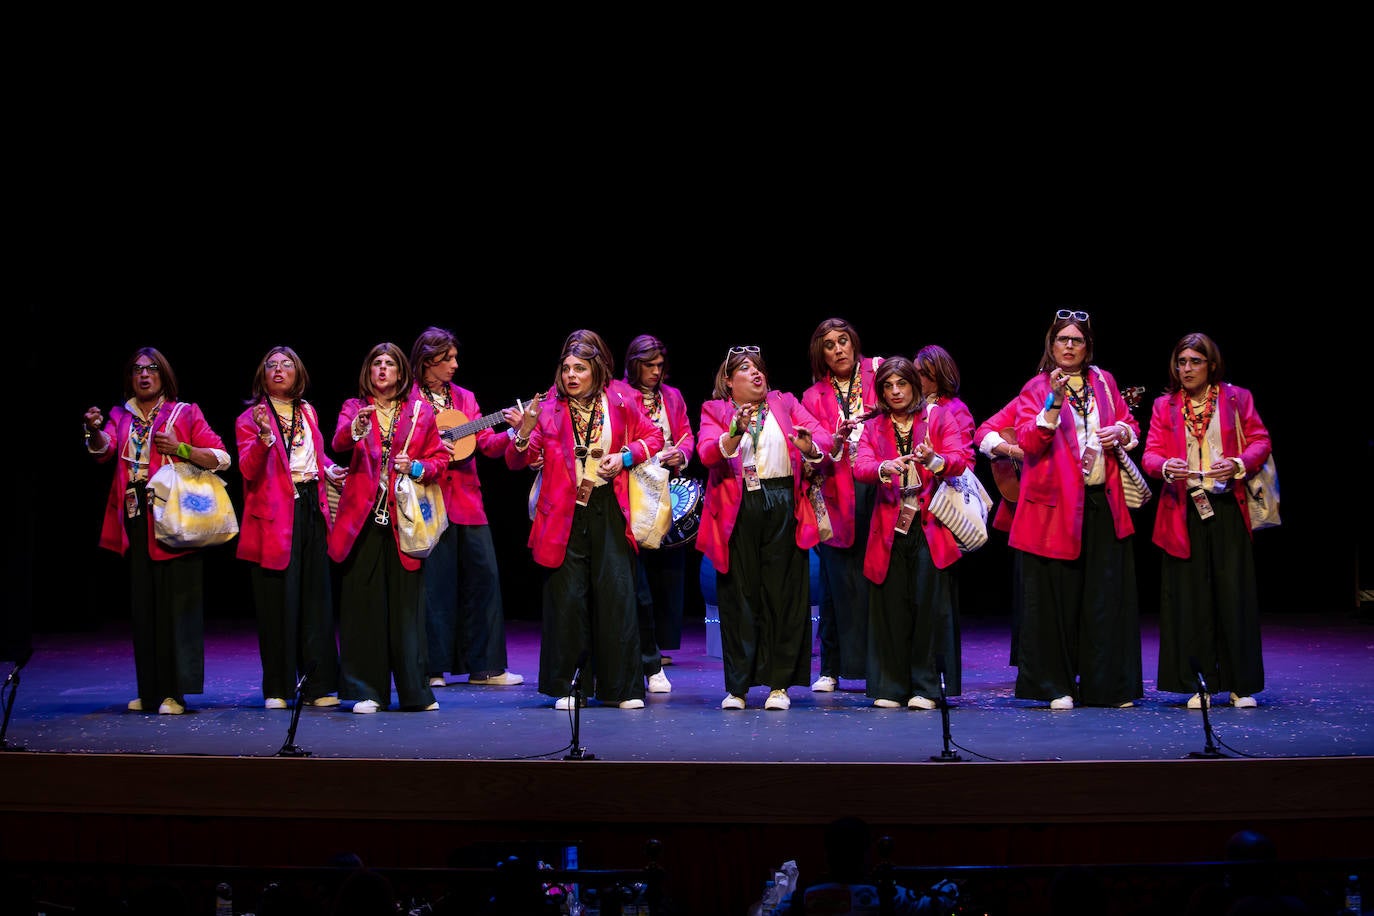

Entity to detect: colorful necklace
[569,396,603,448]
[1182,385,1217,443]
[639,387,662,423]
[1065,375,1094,419]
[127,398,164,473]
[832,371,862,420]
[422,382,452,411]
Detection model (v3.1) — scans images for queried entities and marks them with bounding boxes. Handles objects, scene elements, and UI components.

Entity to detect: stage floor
[5,611,1373,763]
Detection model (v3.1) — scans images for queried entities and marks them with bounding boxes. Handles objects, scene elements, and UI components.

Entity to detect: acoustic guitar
[988,385,1147,504]
[433,407,509,461]
[433,393,546,461]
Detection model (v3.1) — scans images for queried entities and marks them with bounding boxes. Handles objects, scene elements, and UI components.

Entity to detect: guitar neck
[441,409,508,442]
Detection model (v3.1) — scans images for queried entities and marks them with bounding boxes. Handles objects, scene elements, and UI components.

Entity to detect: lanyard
[269,398,298,465]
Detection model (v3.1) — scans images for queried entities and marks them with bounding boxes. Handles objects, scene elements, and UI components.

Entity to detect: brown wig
[624,334,668,386]
[555,340,613,399]
[1165,332,1225,393]
[249,346,309,403]
[409,326,460,381]
[914,344,961,398]
[1036,312,1095,373]
[873,356,921,417]
[712,347,769,401]
[808,318,864,383]
[123,347,178,402]
[357,342,412,400]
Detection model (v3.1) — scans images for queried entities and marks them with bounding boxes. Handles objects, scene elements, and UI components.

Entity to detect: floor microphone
[1186,655,1227,759]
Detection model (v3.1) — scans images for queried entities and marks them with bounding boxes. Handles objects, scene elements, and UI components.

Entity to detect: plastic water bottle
[1345,874,1362,915]
[214,882,233,916]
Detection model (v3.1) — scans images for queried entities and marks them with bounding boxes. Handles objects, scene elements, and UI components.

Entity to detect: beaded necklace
[1064,375,1094,420]
[421,382,452,411]
[732,398,769,453]
[1182,385,1217,443]
[639,387,662,424]
[269,397,305,450]
[831,370,863,420]
[126,398,165,475]
[569,396,604,449]
[891,412,916,486]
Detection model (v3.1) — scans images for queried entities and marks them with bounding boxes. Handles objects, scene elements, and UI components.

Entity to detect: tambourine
[659,477,703,548]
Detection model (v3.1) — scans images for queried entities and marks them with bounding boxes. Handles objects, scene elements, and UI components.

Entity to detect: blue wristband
[622,449,634,468]
[1044,392,1057,411]
[410,462,423,480]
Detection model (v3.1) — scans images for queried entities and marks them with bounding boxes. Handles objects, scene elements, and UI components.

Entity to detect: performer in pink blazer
[854,357,968,709]
[328,342,450,714]
[974,394,1024,665]
[697,346,832,711]
[83,347,232,716]
[622,334,695,692]
[801,318,881,693]
[409,327,523,692]
[1007,310,1143,710]
[236,346,344,710]
[1142,332,1271,709]
[506,333,664,710]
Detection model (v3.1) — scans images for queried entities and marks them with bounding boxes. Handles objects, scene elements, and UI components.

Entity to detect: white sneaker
[423,702,440,711]
[554,696,585,711]
[1112,702,1135,708]
[764,689,791,710]
[1186,693,1208,709]
[1049,695,1074,710]
[428,677,447,688]
[721,694,746,710]
[908,696,937,710]
[873,698,901,708]
[309,696,341,707]
[469,671,524,686]
[618,699,645,709]
[647,670,672,694]
[353,699,380,715]
[811,675,837,693]
[127,698,143,712]
[158,698,185,715]
[1230,693,1258,708]
[264,697,287,710]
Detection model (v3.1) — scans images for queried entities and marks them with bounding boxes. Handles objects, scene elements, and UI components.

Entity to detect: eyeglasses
[132,363,161,373]
[1055,336,1087,347]
[1056,309,1090,321]
[728,346,761,358]
[265,360,296,372]
[1175,357,1208,368]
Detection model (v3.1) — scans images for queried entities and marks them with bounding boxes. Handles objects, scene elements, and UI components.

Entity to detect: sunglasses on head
[1056,309,1090,321]
[728,345,760,357]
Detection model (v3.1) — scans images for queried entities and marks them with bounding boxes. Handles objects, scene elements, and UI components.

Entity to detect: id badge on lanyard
[894,483,921,534]
[1189,487,1215,520]
[575,446,604,506]
[743,463,761,492]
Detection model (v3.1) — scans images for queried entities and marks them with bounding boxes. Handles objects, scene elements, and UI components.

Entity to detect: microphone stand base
[275,745,313,758]
[929,751,965,762]
[564,748,597,761]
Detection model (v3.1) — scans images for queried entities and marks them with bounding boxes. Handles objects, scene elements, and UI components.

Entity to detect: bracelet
[176,442,192,459]
[514,435,530,452]
[621,449,633,468]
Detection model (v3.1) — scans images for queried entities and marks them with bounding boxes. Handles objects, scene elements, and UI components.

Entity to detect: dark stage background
[19,267,1360,650]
